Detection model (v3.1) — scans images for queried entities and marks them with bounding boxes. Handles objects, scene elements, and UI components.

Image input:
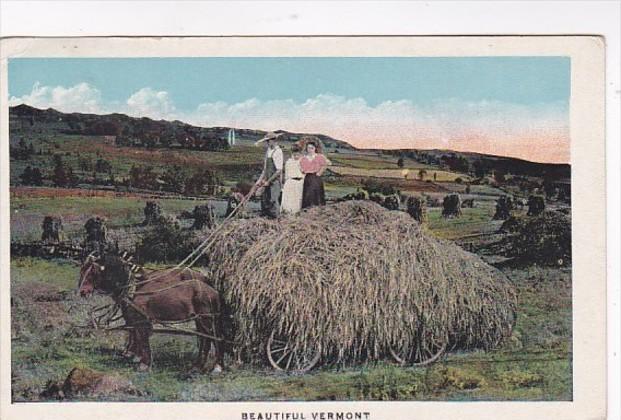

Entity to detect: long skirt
[301,173,326,209]
[281,178,305,215]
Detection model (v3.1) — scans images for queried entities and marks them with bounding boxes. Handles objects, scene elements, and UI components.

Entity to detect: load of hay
[203,201,516,364]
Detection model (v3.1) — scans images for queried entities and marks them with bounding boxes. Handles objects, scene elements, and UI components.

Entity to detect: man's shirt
[265,146,284,171]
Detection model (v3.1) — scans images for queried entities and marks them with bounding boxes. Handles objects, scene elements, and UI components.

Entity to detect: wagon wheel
[389,337,447,367]
[266,329,321,373]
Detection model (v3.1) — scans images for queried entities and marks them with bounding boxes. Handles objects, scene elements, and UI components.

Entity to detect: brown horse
[78,253,224,373]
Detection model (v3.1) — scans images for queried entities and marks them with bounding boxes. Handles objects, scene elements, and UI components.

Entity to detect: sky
[8,57,570,163]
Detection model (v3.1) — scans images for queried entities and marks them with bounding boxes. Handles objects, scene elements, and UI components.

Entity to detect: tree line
[17,153,222,196]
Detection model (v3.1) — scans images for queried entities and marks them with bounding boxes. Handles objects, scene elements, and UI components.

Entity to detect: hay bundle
[442,194,462,218]
[192,204,215,230]
[204,201,516,364]
[41,216,63,243]
[527,195,546,216]
[143,201,162,225]
[83,217,108,256]
[406,196,426,222]
[493,195,514,220]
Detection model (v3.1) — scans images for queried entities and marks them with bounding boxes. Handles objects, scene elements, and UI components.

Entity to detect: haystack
[203,201,516,364]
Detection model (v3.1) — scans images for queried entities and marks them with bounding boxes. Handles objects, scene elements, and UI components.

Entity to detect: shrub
[362,179,400,196]
[498,211,571,266]
[135,217,198,263]
[498,371,543,388]
[20,166,44,186]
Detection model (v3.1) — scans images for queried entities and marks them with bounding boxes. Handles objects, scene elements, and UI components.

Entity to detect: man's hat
[255,131,282,145]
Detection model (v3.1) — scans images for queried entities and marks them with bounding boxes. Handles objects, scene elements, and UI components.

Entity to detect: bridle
[78,253,103,293]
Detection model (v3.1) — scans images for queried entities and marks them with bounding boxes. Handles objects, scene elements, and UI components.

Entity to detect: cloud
[9,83,569,163]
[125,87,176,120]
[189,94,569,163]
[9,82,103,113]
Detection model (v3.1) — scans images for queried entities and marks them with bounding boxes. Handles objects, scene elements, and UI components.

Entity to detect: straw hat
[255,131,282,145]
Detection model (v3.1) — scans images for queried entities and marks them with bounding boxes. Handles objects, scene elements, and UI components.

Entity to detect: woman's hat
[255,131,282,145]
[298,136,324,154]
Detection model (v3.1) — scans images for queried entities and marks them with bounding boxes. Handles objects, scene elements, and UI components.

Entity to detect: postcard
[0,36,606,420]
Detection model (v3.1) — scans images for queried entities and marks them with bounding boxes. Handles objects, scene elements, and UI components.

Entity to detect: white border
[0,1,618,419]
[0,35,608,420]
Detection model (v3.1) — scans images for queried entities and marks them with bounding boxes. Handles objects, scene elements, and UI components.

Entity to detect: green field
[11,257,571,402]
[10,131,572,402]
[10,195,202,242]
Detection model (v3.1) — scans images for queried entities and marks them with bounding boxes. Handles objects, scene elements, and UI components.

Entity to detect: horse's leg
[136,324,153,371]
[123,330,137,359]
[212,313,225,372]
[194,318,211,371]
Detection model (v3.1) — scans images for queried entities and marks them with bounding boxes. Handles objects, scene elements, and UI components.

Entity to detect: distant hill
[373,148,570,180]
[8,104,355,151]
[9,104,569,179]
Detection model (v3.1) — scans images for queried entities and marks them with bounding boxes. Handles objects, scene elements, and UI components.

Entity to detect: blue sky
[8,57,570,162]
[9,57,569,109]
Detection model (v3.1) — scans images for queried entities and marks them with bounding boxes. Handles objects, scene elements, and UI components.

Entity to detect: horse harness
[96,263,230,344]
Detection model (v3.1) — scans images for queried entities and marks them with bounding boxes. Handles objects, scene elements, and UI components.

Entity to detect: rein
[126,183,259,287]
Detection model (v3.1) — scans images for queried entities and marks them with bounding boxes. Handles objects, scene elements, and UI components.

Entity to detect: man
[255,131,284,218]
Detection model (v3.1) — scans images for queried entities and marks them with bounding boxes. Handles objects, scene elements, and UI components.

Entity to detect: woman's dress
[281,158,305,215]
[300,154,328,209]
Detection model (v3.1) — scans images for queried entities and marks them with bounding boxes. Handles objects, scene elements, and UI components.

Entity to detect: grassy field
[10,194,204,242]
[10,132,572,402]
[11,257,571,402]
[329,166,472,183]
[9,189,572,403]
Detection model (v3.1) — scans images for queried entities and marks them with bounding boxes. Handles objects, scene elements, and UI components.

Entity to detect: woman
[299,138,329,209]
[280,144,305,215]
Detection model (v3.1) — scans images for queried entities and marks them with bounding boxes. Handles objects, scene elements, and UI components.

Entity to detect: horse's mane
[101,254,131,292]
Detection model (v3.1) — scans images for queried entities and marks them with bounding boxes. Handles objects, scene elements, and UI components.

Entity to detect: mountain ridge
[9,104,570,178]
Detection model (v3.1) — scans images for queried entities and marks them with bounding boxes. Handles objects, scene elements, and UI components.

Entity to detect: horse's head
[78,253,106,298]
[78,252,137,298]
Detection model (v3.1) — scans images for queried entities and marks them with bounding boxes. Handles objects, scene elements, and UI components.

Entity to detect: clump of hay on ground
[493,195,514,220]
[406,195,426,222]
[527,195,546,216]
[499,210,571,266]
[204,201,516,364]
[442,194,462,218]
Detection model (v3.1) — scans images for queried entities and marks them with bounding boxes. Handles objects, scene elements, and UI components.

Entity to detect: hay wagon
[202,201,517,374]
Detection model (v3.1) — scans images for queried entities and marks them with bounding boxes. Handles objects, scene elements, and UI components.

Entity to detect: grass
[10,195,208,242]
[327,154,431,171]
[426,205,500,239]
[10,132,571,402]
[10,245,572,402]
[329,166,472,183]
[11,134,264,185]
